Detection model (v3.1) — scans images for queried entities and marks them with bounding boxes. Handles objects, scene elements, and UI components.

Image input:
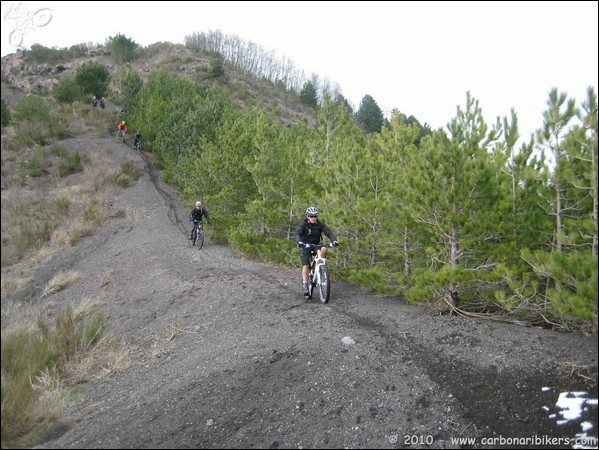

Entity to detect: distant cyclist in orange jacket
[117,121,127,137]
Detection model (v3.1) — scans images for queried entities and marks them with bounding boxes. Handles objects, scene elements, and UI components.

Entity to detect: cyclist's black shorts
[299,247,317,266]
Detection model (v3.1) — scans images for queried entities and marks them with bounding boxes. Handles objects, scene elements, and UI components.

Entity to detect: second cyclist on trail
[188,201,210,240]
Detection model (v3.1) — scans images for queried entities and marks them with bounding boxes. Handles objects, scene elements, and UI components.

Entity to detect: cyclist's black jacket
[190,207,210,223]
[295,219,337,245]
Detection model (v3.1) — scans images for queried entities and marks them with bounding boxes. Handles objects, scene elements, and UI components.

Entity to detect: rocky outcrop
[0,47,111,95]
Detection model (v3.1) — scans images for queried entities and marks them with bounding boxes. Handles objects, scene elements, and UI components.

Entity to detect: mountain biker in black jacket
[295,206,339,297]
[133,131,142,150]
[188,201,210,239]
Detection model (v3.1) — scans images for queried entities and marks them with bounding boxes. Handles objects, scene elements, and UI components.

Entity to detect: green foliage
[388,108,432,145]
[50,196,71,215]
[106,33,138,64]
[22,42,88,62]
[109,159,141,187]
[51,144,67,157]
[405,265,490,306]
[403,93,505,273]
[345,268,399,296]
[53,306,106,360]
[536,88,578,253]
[23,43,69,64]
[5,44,597,333]
[52,75,83,104]
[68,43,88,58]
[209,54,225,78]
[75,61,110,97]
[12,95,50,125]
[129,70,194,146]
[1,98,10,127]
[1,305,111,447]
[355,94,384,133]
[11,95,70,145]
[228,229,292,266]
[299,81,318,109]
[522,249,598,327]
[113,66,143,109]
[27,148,46,177]
[57,152,82,177]
[69,228,81,246]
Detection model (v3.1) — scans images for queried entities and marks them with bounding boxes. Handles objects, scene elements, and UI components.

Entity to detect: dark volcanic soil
[4,135,597,449]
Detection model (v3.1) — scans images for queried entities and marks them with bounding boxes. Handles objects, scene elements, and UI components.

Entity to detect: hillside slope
[2,133,595,448]
[1,45,314,126]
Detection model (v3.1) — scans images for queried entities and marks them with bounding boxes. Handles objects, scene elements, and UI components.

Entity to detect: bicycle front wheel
[318,264,330,303]
[195,229,204,249]
[307,274,314,300]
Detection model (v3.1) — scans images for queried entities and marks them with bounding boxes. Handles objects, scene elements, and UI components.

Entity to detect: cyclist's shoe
[302,283,309,297]
[188,235,193,240]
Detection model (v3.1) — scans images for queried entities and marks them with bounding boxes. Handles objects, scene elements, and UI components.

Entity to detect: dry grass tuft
[125,206,140,229]
[41,271,80,297]
[99,269,116,287]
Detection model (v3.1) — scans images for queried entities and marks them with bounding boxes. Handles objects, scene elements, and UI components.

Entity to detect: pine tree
[404,93,502,305]
[536,88,578,253]
[355,95,384,134]
[299,81,318,109]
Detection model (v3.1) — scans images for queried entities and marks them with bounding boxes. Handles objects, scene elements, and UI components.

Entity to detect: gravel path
[13,136,597,449]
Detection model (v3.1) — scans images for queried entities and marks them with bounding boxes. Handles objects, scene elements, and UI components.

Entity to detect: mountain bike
[303,243,337,303]
[133,138,142,151]
[189,220,204,249]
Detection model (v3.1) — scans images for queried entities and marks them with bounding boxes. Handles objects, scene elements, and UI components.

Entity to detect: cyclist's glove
[333,241,340,247]
[297,241,304,248]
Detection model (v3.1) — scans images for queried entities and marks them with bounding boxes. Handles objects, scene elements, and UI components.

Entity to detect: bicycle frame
[191,220,204,249]
[305,243,334,303]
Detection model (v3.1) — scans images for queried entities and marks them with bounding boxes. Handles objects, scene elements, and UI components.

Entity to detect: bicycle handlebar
[300,242,338,249]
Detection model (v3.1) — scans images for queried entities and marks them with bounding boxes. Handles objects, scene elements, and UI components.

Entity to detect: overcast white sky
[2,1,598,142]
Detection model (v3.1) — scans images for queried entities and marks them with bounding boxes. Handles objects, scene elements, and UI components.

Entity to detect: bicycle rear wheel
[318,264,330,303]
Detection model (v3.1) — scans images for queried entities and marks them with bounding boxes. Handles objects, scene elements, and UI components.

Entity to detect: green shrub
[75,62,110,97]
[1,306,116,447]
[27,148,46,177]
[68,43,88,59]
[51,144,66,157]
[106,34,139,64]
[12,95,50,125]
[57,152,82,177]
[110,159,141,187]
[50,196,71,215]
[1,98,10,127]
[53,76,83,104]
[23,44,69,64]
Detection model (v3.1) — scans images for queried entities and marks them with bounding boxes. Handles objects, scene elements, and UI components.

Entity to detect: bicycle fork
[310,252,325,286]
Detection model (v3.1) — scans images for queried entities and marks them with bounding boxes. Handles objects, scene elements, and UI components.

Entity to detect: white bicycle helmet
[306,206,319,216]
[195,201,202,207]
